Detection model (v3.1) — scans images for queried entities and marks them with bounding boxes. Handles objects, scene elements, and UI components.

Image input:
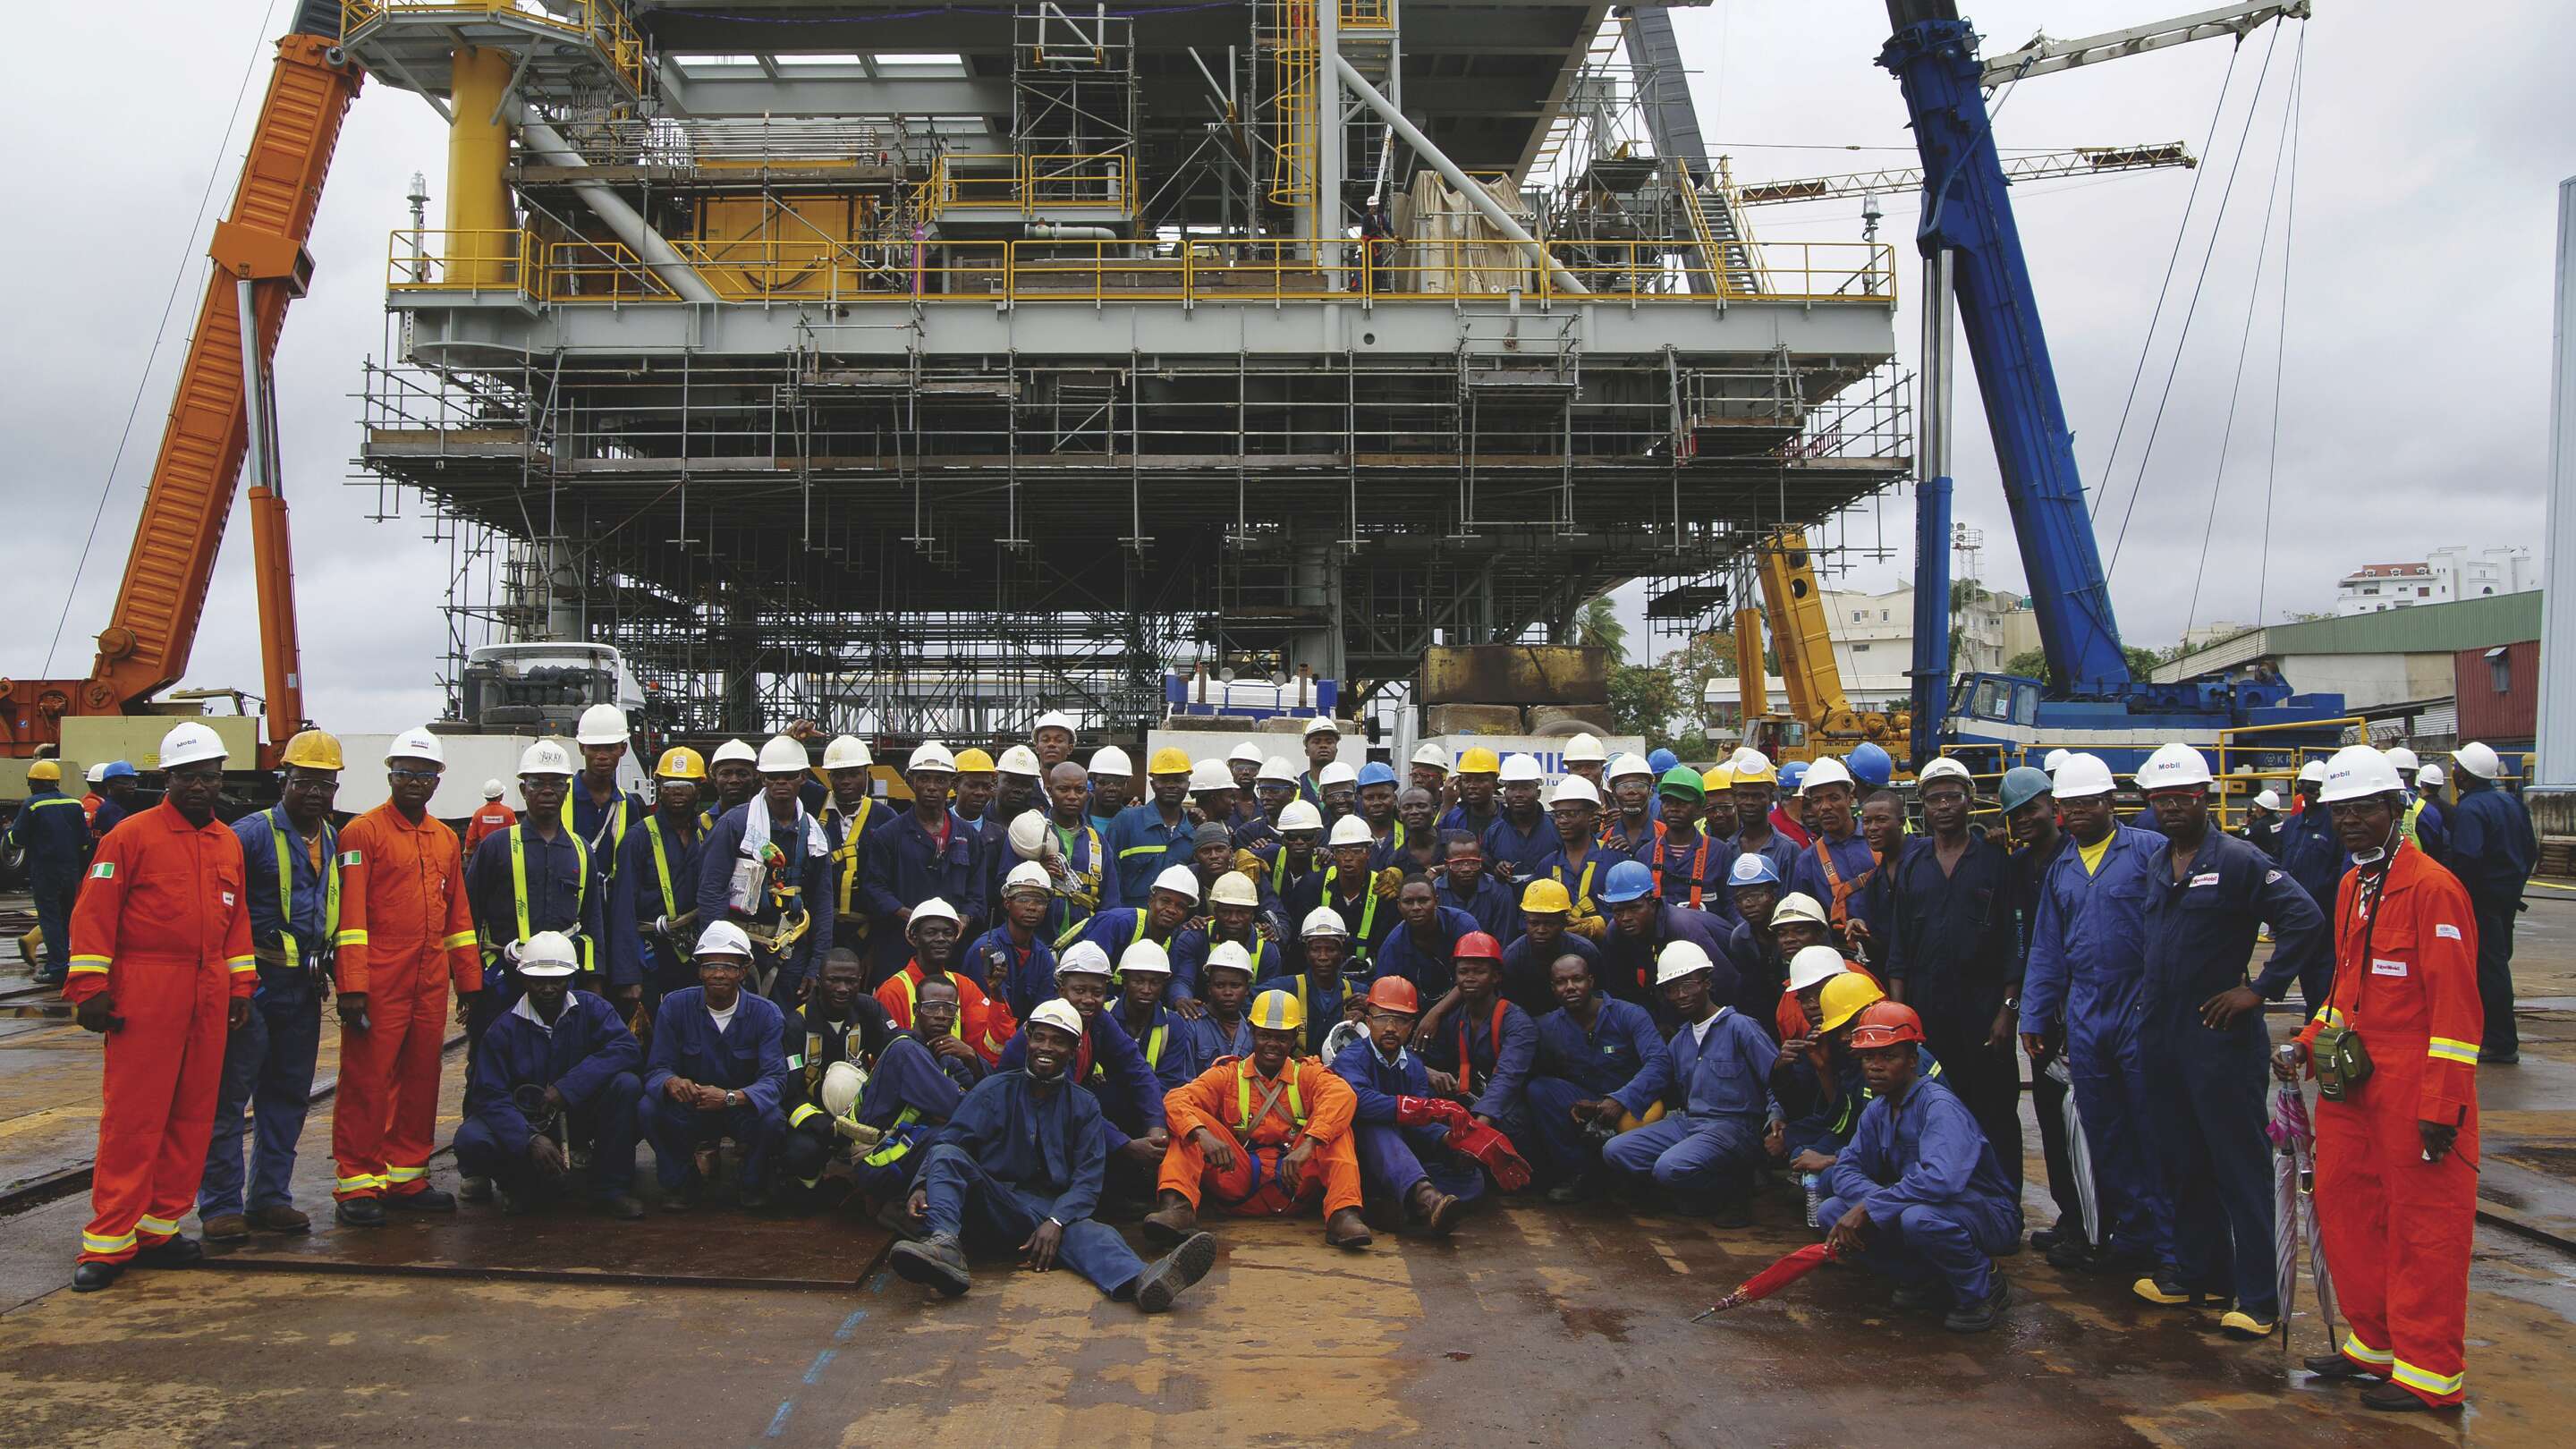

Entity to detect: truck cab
[457,643,643,736]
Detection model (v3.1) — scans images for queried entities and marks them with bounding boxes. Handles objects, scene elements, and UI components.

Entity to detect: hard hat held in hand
[1008,810,1053,861]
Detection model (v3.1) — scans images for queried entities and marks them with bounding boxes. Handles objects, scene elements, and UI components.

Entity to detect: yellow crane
[1731,530,1908,766]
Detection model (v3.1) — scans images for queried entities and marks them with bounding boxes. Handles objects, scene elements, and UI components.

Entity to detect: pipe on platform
[515,114,724,305]
[1026,223,1119,241]
[445,46,516,287]
[1330,55,1587,297]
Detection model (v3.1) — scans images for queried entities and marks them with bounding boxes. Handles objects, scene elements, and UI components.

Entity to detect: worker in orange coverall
[329,728,483,1227]
[1142,987,1372,1250]
[64,722,254,1292]
[2283,746,2483,1415]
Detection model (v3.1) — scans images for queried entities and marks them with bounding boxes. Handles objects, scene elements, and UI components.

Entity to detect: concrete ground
[4,889,2574,1446]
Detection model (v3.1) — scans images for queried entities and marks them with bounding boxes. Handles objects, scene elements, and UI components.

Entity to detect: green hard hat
[1657,766,1706,801]
[1997,766,2054,816]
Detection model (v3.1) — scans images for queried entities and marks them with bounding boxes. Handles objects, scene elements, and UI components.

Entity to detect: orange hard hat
[1453,931,1503,962]
[1846,1000,1926,1051]
[1365,978,1420,1013]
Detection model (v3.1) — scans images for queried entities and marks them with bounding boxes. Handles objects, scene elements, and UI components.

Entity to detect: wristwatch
[2002,996,2020,1013]
[725,1089,742,1108]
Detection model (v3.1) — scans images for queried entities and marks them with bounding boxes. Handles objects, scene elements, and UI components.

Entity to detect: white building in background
[2335,547,2537,616]
[1812,582,2038,711]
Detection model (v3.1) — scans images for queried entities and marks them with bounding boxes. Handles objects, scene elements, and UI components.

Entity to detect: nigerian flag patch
[340,851,363,867]
[90,862,114,879]
[786,1054,806,1070]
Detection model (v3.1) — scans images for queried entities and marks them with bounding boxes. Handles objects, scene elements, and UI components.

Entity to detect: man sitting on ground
[454,930,646,1219]
[641,922,790,1209]
[1146,989,1372,1250]
[1525,953,1672,1203]
[1602,941,1779,1225]
[1327,978,1474,1234]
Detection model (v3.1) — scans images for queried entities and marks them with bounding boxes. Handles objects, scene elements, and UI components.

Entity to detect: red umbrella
[1691,1241,1840,1319]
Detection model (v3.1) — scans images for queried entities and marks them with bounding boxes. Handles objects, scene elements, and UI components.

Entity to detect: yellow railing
[920,153,1133,214]
[341,0,649,96]
[1264,0,1317,206]
[1339,0,1394,29]
[387,228,539,294]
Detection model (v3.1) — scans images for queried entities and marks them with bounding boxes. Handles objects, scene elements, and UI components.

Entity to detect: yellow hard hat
[27,760,61,783]
[1519,877,1574,915]
[1148,747,1192,776]
[1249,987,1308,1033]
[953,748,997,774]
[279,729,345,771]
[1458,746,1502,775]
[1702,764,1736,792]
[1731,753,1778,784]
[656,746,708,781]
[1818,972,1887,1032]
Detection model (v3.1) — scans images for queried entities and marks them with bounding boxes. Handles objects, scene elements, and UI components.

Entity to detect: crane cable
[41,0,286,675]
[2255,36,2305,631]
[2105,20,2286,577]
[2185,30,2305,639]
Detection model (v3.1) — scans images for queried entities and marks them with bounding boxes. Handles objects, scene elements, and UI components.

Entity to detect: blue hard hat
[1849,741,1893,787]
[101,760,138,780]
[1600,859,1657,904]
[1647,748,1680,775]
[1356,761,1397,789]
[1726,852,1782,887]
[1997,766,2054,816]
[1778,761,1809,790]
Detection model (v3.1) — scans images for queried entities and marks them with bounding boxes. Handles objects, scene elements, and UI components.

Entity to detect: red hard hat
[1846,1000,1926,1051]
[1366,978,1420,1013]
[1453,931,1503,962]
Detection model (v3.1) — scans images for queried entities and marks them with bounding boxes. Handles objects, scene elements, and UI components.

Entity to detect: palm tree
[1572,595,1626,661]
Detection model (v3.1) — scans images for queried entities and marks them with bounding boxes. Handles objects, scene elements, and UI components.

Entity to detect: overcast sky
[4,1,2568,733]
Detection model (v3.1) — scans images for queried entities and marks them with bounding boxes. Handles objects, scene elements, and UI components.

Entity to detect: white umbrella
[2046,1055,2100,1248]
[2267,1070,2343,1346]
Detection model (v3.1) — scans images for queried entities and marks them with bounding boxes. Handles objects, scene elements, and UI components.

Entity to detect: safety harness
[502,825,591,972]
[258,810,342,977]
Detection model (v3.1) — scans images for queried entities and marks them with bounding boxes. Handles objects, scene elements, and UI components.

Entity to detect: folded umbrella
[1691,1241,1840,1319]
[2047,1055,2100,1248]
[2268,1077,2305,1341]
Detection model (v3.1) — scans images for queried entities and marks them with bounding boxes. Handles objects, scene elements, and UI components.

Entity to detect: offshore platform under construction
[348,0,1906,737]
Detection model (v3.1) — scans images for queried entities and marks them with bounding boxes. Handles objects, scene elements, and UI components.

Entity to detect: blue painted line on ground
[764,1400,794,1439]
[867,1269,892,1294]
[803,1349,837,1385]
[835,1309,868,1340]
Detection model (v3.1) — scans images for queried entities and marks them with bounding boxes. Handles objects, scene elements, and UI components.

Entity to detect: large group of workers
[21,702,2535,1411]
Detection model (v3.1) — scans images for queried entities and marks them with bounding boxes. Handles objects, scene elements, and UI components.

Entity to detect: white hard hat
[1205,940,1256,977]
[908,741,957,774]
[907,897,962,933]
[1229,741,1267,766]
[515,930,581,977]
[2136,742,2214,792]
[1549,776,1601,809]
[1209,871,1261,909]
[1411,742,1450,770]
[997,744,1042,778]
[1916,758,1972,789]
[2052,753,2116,800]
[1800,758,1853,794]
[1055,941,1114,979]
[1003,860,1052,895]
[2418,764,2445,788]
[820,1060,867,1118]
[1117,939,1174,977]
[2384,746,2420,773]
[1008,810,1052,861]
[1279,800,1325,833]
[1150,865,1201,902]
[1770,891,1829,928]
[1302,716,1342,737]
[481,778,504,800]
[1188,759,1233,793]
[758,735,808,774]
[1654,938,1716,986]
[2253,789,2283,812]
[1728,747,1770,775]
[1562,733,1606,764]
[695,920,753,958]
[1318,761,1357,788]
[2319,746,2405,805]
[81,763,106,784]
[1498,753,1543,784]
[386,726,445,767]
[1026,998,1086,1039]
[1785,944,1847,992]
[1033,710,1080,736]
[1607,751,1654,782]
[517,739,574,776]
[574,703,629,747]
[1258,755,1299,784]
[2297,758,2327,784]
[1089,745,1133,777]
[2042,749,2071,775]
[711,739,758,766]
[1301,906,1352,938]
[2454,742,2501,781]
[1327,815,1374,847]
[822,735,872,771]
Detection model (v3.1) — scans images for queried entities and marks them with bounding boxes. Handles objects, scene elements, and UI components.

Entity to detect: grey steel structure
[343,0,1906,737]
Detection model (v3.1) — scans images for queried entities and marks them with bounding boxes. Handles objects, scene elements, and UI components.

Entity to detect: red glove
[1445,1117,1535,1192]
[1396,1096,1470,1131]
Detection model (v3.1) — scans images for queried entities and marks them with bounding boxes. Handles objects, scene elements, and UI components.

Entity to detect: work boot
[872,1198,918,1239]
[596,1191,647,1222]
[1133,1231,1218,1314]
[2131,1269,2225,1309]
[2044,1235,2099,1273]
[458,1175,494,1203]
[334,1197,388,1228]
[1703,1196,1752,1229]
[662,1180,700,1214]
[1407,1181,1464,1236]
[738,1182,775,1211]
[1943,1272,2009,1334]
[1889,1280,1949,1312]
[2302,1353,2380,1382]
[1325,1207,1373,1250]
[888,1233,973,1298]
[493,1182,530,1216]
[70,1261,123,1293]
[200,1213,251,1246]
[387,1186,458,1214]
[1544,1173,1597,1207]
[2217,1309,2278,1341]
[133,1234,205,1269]
[1141,1191,1199,1249]
[2360,1383,2452,1414]
[248,1205,310,1234]
[2029,1219,2082,1255]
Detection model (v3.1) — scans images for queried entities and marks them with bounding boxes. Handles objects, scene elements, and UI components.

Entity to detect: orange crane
[0,4,360,767]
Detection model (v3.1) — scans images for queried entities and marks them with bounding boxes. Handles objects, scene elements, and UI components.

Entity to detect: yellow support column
[445,45,515,287]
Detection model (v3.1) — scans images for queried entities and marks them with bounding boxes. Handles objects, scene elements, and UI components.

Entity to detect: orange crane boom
[0,13,360,765]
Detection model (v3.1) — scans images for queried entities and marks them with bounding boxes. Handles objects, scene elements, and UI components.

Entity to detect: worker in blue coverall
[1659,769,1738,923]
[1820,1000,2021,1334]
[2275,762,2345,1015]
[1175,943,1260,1078]
[860,743,984,986]
[1372,877,1482,1002]
[1288,816,1401,961]
[695,738,835,1006]
[1498,879,1600,1019]
[1327,976,1474,1233]
[1102,940,1196,1094]
[1717,852,1789,1016]
[199,733,346,1241]
[1786,757,1883,953]
[1524,952,1671,1202]
[1597,860,1733,1021]
[6,760,89,985]
[611,748,709,1011]
[2018,752,2172,1275]
[86,760,141,841]
[1256,908,1361,1055]
[1105,750,1198,906]
[1479,757,1557,883]
[887,1000,1218,1311]
[990,941,1169,1188]
[1604,940,1776,1224]
[1417,938,1536,1170]
[1432,831,1521,942]
[1063,865,1199,999]
[1168,874,1286,1011]
[2445,742,2535,1064]
[970,862,1061,1020]
[2126,742,2329,1335]
[827,973,981,1210]
[641,922,789,1208]
[465,743,609,1131]
[452,929,646,1218]
[1030,760,1112,938]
